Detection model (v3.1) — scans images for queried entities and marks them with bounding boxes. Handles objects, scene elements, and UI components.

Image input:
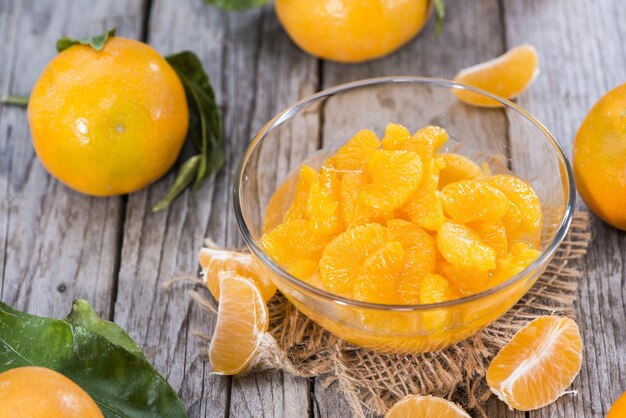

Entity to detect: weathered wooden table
[1,0,624,416]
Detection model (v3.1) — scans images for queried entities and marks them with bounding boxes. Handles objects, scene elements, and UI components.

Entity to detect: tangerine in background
[275,0,431,63]
[573,82,626,231]
[0,366,103,418]
[28,37,189,196]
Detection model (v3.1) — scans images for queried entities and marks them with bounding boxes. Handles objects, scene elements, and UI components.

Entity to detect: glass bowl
[234,77,575,353]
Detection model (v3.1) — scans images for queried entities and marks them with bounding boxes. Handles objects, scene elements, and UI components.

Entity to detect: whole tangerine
[0,366,103,418]
[28,36,189,196]
[275,0,431,63]
[573,82,626,230]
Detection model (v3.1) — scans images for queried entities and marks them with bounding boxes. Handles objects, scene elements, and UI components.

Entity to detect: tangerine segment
[307,166,342,234]
[260,219,327,279]
[402,157,446,231]
[440,180,510,223]
[486,241,541,290]
[319,223,389,297]
[420,273,456,331]
[453,44,539,107]
[339,171,391,228]
[437,222,496,271]
[438,153,484,188]
[353,241,405,304]
[467,219,508,256]
[487,316,582,411]
[283,165,318,223]
[199,247,277,303]
[381,123,412,150]
[388,219,436,304]
[438,261,490,295]
[363,150,423,211]
[209,272,269,375]
[327,128,380,170]
[409,126,449,159]
[484,175,542,239]
[385,394,471,418]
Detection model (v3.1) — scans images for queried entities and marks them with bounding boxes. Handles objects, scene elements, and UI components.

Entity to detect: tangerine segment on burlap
[195,211,590,418]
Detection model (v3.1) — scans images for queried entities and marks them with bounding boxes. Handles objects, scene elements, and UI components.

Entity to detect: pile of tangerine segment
[260,123,543,304]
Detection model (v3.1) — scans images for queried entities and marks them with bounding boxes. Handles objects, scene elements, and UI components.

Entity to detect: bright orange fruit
[319,223,389,297]
[275,0,431,63]
[283,165,318,223]
[453,44,539,107]
[353,241,405,304]
[484,174,542,243]
[437,222,496,271]
[327,129,380,170]
[0,367,103,418]
[199,247,276,303]
[438,261,490,295]
[419,273,456,330]
[438,153,484,188]
[307,166,342,234]
[440,180,510,223]
[209,272,269,375]
[486,241,541,290]
[388,219,436,304]
[339,171,390,229]
[574,82,626,231]
[608,391,626,418]
[467,219,508,256]
[28,37,188,196]
[260,219,327,279]
[487,316,582,411]
[385,394,471,418]
[402,156,447,231]
[363,150,423,211]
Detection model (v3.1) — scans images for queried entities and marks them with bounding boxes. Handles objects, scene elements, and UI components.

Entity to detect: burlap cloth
[187,211,590,418]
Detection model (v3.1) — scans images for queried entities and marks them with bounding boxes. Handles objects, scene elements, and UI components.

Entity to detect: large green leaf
[0,301,187,418]
[65,299,146,361]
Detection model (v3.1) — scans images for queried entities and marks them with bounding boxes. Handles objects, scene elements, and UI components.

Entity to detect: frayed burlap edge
[186,211,590,418]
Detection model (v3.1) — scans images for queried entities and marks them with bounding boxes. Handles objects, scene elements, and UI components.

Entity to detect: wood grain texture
[113,2,317,417]
[502,0,626,417]
[0,0,143,319]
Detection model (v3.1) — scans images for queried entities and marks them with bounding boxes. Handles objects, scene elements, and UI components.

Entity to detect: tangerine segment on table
[487,316,582,411]
[384,394,471,418]
[209,271,269,375]
[260,123,543,305]
[453,44,539,107]
[199,246,277,303]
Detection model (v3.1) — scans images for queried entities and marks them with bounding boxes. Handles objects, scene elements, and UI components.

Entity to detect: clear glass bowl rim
[233,76,576,312]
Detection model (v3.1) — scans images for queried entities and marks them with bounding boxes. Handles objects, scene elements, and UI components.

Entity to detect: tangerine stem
[1,95,29,107]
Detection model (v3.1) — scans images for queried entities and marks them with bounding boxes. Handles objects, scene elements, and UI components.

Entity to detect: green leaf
[65,299,146,361]
[56,28,116,53]
[1,95,29,106]
[0,301,188,418]
[204,0,269,10]
[152,154,202,212]
[433,0,446,36]
[153,51,223,211]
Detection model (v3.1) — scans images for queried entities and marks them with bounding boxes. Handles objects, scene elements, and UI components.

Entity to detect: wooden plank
[113,3,317,417]
[319,1,518,416]
[0,1,143,319]
[502,0,626,417]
